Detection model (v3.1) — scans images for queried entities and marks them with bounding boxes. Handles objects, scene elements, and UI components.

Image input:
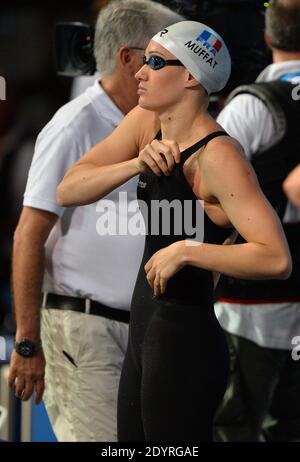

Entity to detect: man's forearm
[12,232,46,341]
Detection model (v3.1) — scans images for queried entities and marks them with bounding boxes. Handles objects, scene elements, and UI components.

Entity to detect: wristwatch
[14,338,41,358]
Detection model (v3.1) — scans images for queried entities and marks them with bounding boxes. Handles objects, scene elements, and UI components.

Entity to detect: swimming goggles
[143,55,184,70]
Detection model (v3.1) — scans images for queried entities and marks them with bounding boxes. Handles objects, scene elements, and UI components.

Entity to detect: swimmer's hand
[144,241,186,297]
[133,139,181,176]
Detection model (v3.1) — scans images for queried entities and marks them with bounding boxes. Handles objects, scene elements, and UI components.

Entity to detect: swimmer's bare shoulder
[199,134,248,179]
[77,106,160,167]
[199,132,261,206]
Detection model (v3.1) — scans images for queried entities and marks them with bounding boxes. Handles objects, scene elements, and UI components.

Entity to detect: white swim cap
[152,21,231,95]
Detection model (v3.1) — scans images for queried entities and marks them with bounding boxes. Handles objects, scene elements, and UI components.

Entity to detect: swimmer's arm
[184,143,292,280]
[56,106,159,206]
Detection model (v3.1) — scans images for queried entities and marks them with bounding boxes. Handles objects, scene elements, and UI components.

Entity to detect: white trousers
[41,308,129,442]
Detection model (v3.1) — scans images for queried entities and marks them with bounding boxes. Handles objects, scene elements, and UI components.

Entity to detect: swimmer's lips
[137,85,147,94]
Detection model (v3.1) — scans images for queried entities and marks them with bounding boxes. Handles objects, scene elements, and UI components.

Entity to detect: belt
[42,292,130,324]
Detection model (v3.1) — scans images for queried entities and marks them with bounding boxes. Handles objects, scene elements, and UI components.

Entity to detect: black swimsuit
[118,131,232,442]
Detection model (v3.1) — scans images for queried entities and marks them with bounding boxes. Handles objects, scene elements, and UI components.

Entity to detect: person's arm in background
[8,208,57,404]
[7,122,80,404]
[56,106,162,206]
[283,164,300,207]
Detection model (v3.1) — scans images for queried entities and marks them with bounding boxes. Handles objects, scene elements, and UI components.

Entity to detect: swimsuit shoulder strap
[180,131,229,163]
[154,130,229,163]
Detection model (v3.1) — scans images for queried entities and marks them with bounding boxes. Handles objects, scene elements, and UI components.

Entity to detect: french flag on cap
[196,30,222,56]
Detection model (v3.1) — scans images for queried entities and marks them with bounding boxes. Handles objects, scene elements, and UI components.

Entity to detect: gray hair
[265,0,300,51]
[94,0,184,75]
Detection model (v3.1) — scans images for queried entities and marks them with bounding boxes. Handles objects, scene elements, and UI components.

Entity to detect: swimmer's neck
[159,104,217,150]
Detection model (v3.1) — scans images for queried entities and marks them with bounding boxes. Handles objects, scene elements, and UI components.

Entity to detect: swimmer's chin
[138,98,159,112]
[138,98,151,109]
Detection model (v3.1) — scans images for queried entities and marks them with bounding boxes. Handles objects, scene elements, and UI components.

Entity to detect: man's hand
[8,349,46,404]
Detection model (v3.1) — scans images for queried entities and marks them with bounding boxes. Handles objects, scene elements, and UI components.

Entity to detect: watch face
[20,342,33,357]
[15,339,37,358]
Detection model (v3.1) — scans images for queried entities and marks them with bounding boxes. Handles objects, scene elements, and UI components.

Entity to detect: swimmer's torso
[134,131,233,307]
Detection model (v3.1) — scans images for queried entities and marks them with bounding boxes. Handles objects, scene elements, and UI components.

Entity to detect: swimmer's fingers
[144,258,151,273]
[137,144,168,176]
[151,139,181,171]
[158,139,181,165]
[159,275,167,295]
[153,273,161,297]
[145,261,155,288]
[145,258,161,296]
[146,266,168,297]
[136,139,181,176]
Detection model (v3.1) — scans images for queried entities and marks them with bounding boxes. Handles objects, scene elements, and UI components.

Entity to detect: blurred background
[0,0,270,441]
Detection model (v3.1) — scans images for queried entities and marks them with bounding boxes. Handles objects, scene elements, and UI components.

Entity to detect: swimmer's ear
[185,72,201,89]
